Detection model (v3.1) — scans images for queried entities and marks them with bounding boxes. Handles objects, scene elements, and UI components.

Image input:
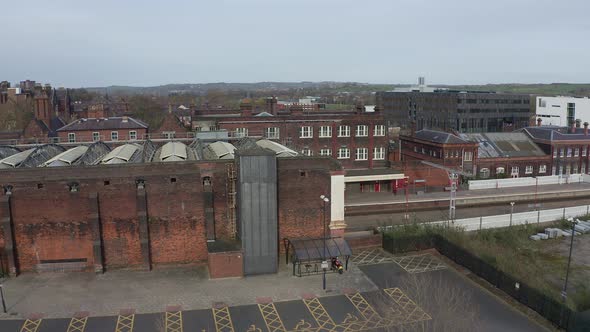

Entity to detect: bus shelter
[283,237,352,277]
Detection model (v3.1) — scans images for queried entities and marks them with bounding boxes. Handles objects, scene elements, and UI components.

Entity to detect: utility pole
[562,217,579,302]
[320,195,330,291]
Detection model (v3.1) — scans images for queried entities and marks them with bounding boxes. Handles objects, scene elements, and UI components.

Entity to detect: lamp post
[509,202,515,226]
[0,284,6,313]
[320,195,330,290]
[562,217,579,302]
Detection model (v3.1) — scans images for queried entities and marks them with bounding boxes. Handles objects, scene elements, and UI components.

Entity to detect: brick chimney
[576,119,582,129]
[265,97,278,115]
[571,121,577,134]
[584,122,589,136]
[34,92,51,127]
[537,118,542,127]
[240,99,253,117]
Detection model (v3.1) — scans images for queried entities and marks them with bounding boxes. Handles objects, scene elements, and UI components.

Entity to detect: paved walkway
[0,261,376,320]
[0,249,547,331]
[346,182,590,206]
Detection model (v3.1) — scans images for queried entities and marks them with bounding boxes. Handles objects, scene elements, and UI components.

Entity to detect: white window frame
[337,125,350,137]
[319,126,332,138]
[373,147,385,160]
[525,165,533,174]
[266,127,280,139]
[356,125,368,137]
[567,147,572,158]
[300,126,313,138]
[560,148,564,158]
[320,148,332,156]
[374,125,385,136]
[539,165,547,173]
[511,166,519,175]
[129,130,137,140]
[464,151,473,162]
[92,132,100,142]
[301,148,312,156]
[583,146,587,157]
[496,167,505,174]
[111,131,118,141]
[355,148,368,161]
[68,132,76,143]
[337,147,350,159]
[235,128,248,138]
[574,148,580,157]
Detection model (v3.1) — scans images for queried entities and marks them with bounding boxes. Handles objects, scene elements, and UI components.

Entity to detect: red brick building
[0,142,346,277]
[400,129,552,180]
[193,99,389,170]
[56,116,148,143]
[521,122,590,176]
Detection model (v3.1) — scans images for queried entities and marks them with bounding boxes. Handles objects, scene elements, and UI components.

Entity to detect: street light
[562,217,579,302]
[509,202,515,226]
[320,195,330,290]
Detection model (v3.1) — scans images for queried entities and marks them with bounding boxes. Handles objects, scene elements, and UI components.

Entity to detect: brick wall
[208,251,243,279]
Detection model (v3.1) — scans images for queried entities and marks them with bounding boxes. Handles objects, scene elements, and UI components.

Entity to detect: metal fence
[382,234,590,331]
[468,174,588,190]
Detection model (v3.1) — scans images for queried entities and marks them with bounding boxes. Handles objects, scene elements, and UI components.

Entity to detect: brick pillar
[0,195,17,276]
[136,187,151,270]
[88,193,104,273]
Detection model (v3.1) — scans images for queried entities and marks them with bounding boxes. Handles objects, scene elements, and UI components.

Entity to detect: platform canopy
[285,237,352,263]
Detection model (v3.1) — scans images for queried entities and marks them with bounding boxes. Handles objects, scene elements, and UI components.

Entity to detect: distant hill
[84,82,590,97]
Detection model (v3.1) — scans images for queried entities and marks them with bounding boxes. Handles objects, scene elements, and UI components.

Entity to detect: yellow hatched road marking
[115,314,135,332]
[258,303,287,332]
[212,306,235,332]
[302,298,337,331]
[20,319,42,332]
[165,311,183,332]
[344,293,380,322]
[67,316,88,332]
[383,288,432,323]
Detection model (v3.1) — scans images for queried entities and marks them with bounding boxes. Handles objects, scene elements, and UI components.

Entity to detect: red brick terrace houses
[56,116,148,143]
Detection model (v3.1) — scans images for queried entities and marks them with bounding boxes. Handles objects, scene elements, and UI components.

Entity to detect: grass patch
[383,221,583,309]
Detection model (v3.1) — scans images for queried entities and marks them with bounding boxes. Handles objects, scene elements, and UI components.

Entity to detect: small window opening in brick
[37,183,44,189]
[104,180,110,186]
[300,171,307,177]
[170,177,177,183]
[203,176,211,186]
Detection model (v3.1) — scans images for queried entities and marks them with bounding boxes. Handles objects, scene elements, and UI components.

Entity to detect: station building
[0,137,395,277]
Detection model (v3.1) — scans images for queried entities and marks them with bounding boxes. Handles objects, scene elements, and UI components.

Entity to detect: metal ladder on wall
[226,163,237,239]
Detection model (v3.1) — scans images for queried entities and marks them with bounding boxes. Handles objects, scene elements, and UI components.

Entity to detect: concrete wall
[468,174,586,190]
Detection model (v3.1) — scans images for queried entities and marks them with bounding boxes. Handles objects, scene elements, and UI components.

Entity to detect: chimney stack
[537,118,542,127]
[576,119,582,128]
[571,121,577,134]
[239,98,253,117]
[584,122,588,136]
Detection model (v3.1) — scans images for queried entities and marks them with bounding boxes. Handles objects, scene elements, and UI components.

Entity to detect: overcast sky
[2,0,589,87]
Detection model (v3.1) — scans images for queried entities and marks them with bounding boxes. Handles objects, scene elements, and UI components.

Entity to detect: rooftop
[461,132,546,158]
[57,117,148,132]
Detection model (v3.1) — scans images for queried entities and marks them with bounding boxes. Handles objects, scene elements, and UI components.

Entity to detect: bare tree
[382,273,480,332]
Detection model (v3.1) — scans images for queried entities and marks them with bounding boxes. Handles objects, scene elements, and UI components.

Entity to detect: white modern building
[536,96,590,127]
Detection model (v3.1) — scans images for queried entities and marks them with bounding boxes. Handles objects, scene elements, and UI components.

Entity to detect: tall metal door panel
[238,154,278,275]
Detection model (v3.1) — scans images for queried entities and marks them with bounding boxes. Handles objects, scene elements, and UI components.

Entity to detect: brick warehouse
[0,141,347,277]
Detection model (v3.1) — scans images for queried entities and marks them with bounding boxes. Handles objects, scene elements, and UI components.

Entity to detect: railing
[468,174,589,190]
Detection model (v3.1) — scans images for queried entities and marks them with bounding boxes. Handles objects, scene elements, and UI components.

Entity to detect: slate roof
[461,132,546,158]
[414,129,469,144]
[521,126,590,142]
[57,117,148,132]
